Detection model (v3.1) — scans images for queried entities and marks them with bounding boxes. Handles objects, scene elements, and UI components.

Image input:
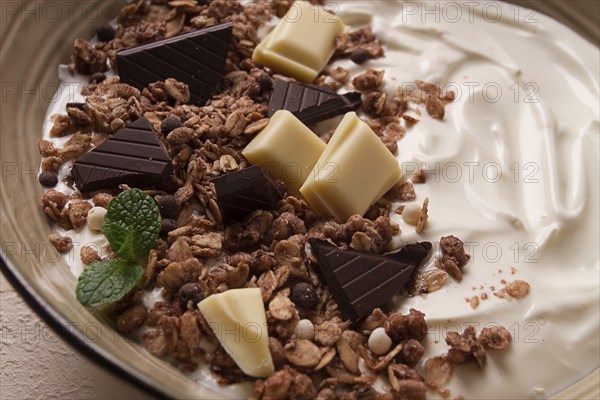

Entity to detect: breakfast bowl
[1,1,598,399]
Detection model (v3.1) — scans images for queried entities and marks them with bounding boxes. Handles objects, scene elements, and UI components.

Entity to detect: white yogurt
[42,1,599,398]
[328,1,599,399]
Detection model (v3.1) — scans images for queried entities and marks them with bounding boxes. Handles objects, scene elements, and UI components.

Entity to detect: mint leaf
[76,259,144,308]
[103,189,160,262]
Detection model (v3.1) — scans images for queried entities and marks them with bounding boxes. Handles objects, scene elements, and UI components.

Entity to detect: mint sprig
[76,189,160,308]
[76,259,145,308]
[103,188,161,262]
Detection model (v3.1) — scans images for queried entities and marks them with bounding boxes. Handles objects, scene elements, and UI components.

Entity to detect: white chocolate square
[253,1,345,83]
[242,110,326,196]
[300,112,402,222]
[197,288,274,378]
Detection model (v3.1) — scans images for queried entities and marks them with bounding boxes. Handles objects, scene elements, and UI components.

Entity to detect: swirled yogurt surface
[327,1,598,399]
[43,1,599,398]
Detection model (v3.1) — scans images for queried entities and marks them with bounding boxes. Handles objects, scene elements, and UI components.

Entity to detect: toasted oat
[424,356,453,389]
[504,280,530,298]
[469,295,480,309]
[315,321,342,347]
[269,293,296,321]
[284,339,321,368]
[416,197,429,234]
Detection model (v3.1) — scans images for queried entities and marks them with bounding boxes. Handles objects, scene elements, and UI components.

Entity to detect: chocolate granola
[34,1,505,399]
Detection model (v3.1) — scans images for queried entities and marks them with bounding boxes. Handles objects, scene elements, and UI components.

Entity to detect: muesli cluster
[38,1,520,399]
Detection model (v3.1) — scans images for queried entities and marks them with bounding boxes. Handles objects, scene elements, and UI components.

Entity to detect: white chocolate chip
[295,319,315,340]
[87,206,107,231]
[402,202,422,226]
[368,327,392,355]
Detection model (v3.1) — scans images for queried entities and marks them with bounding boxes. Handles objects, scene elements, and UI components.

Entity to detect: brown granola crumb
[92,193,113,208]
[445,326,486,369]
[49,233,73,254]
[68,200,93,229]
[438,235,470,281]
[352,69,385,91]
[387,364,427,400]
[478,326,512,350]
[335,26,385,60]
[504,280,530,298]
[80,245,101,265]
[116,304,148,334]
[412,169,427,184]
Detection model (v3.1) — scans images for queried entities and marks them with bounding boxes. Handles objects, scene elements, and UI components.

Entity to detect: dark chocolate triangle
[212,166,286,224]
[269,79,362,125]
[309,239,432,321]
[71,117,173,193]
[116,23,233,106]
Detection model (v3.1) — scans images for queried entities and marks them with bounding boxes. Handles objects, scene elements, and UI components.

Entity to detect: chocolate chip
[39,171,59,188]
[179,283,204,310]
[160,218,177,235]
[290,282,318,309]
[157,195,180,219]
[96,24,116,42]
[66,102,86,110]
[350,48,370,65]
[257,72,273,92]
[90,72,107,84]
[160,116,182,135]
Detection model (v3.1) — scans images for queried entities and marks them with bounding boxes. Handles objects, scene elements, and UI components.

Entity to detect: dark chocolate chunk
[71,117,173,192]
[157,195,181,219]
[350,48,370,65]
[90,72,107,84]
[96,24,115,42]
[212,166,286,224]
[116,23,233,106]
[290,282,318,309]
[39,171,58,188]
[309,239,432,321]
[160,116,182,135]
[160,218,178,236]
[66,102,86,110]
[269,79,362,125]
[386,242,432,266]
[179,282,204,310]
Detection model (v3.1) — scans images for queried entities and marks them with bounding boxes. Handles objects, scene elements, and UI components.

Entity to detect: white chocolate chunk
[242,110,326,196]
[300,112,402,222]
[87,206,107,231]
[402,202,422,226]
[368,327,392,355]
[197,288,274,378]
[253,1,345,82]
[295,319,315,340]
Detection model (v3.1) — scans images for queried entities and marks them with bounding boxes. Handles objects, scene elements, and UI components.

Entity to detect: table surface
[0,273,155,400]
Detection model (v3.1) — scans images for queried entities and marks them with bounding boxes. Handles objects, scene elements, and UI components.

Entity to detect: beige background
[0,1,598,399]
[0,274,154,400]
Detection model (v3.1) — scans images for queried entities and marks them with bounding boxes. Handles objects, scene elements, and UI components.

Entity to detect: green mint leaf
[103,189,160,262]
[76,259,144,308]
